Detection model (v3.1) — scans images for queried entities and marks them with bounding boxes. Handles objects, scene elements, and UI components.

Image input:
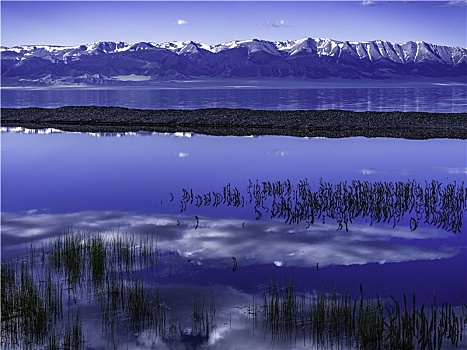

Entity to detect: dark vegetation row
[1,231,466,349]
[179,179,467,233]
[2,107,467,139]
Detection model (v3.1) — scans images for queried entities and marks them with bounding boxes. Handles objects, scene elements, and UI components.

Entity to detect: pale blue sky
[1,1,466,48]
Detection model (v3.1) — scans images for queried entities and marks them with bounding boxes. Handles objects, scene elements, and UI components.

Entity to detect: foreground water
[2,84,467,348]
[1,128,466,349]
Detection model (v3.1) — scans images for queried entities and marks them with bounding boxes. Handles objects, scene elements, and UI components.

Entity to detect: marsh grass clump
[1,230,163,349]
[62,313,85,350]
[260,280,467,350]
[188,293,216,341]
[0,260,62,349]
[88,235,106,284]
[51,231,85,286]
[126,280,160,331]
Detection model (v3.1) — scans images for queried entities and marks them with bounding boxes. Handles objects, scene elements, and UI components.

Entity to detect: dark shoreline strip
[1,106,466,139]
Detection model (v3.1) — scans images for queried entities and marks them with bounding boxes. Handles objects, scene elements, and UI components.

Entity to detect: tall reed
[259,279,466,350]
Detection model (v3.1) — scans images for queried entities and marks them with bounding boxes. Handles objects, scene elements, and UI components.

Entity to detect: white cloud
[177,152,189,158]
[264,19,290,28]
[361,0,375,5]
[176,19,189,25]
[273,19,288,28]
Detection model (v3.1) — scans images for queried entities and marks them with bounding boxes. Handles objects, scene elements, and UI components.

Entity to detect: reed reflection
[179,179,467,234]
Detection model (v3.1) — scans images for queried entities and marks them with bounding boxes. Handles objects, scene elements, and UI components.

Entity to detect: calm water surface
[1,87,466,349]
[1,128,466,349]
[2,86,467,112]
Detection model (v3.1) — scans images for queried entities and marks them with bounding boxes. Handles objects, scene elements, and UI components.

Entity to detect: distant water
[2,86,466,112]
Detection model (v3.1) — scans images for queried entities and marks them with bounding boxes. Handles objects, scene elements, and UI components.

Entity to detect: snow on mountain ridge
[2,38,466,64]
[2,37,466,85]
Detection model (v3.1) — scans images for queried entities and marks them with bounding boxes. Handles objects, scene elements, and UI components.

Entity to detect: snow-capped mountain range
[1,37,466,86]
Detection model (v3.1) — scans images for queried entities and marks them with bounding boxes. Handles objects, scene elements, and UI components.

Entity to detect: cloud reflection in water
[2,210,466,348]
[2,210,462,268]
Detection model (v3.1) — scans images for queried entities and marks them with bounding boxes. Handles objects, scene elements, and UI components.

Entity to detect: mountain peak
[1,37,465,86]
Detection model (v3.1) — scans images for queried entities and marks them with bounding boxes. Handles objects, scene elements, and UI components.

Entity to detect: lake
[1,86,467,349]
[2,85,467,112]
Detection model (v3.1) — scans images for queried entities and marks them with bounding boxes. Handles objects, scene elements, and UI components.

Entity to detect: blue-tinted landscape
[1,1,467,349]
